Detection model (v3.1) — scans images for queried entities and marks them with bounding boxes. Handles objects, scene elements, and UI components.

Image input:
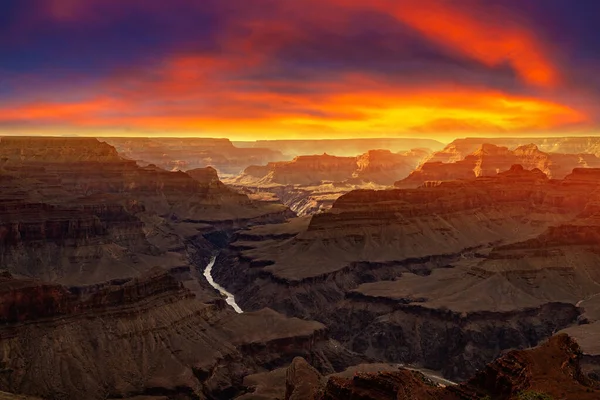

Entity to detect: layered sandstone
[423,137,600,165]
[0,271,357,400]
[283,334,600,400]
[212,165,600,380]
[396,143,600,188]
[227,149,430,216]
[104,137,285,176]
[0,137,292,285]
[236,149,428,186]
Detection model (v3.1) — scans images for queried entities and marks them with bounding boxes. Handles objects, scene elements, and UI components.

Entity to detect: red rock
[396,143,600,188]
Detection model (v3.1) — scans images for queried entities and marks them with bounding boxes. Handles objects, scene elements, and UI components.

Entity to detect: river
[203,255,243,313]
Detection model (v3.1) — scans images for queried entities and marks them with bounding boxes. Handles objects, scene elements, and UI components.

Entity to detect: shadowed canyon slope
[213,165,600,380]
[4,137,600,399]
[279,334,600,400]
[0,270,363,399]
[0,136,292,284]
[0,137,364,399]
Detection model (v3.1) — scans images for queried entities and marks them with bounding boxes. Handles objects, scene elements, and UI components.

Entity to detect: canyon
[0,137,359,399]
[226,149,430,216]
[3,136,600,399]
[211,164,600,383]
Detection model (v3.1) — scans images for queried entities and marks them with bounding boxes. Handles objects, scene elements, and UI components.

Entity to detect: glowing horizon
[2,0,600,140]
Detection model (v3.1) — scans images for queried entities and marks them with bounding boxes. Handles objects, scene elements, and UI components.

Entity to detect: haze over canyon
[3,1,600,399]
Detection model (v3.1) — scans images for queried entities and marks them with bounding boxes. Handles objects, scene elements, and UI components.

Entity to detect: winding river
[203,255,243,313]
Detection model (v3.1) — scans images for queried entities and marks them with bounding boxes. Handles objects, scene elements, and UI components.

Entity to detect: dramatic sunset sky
[1,0,600,140]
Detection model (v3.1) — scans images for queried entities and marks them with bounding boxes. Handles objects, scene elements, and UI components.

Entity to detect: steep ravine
[210,240,582,381]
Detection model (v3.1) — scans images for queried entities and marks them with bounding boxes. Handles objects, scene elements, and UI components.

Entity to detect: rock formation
[0,270,361,399]
[212,165,600,380]
[227,149,430,216]
[421,137,600,165]
[0,136,292,285]
[255,334,600,400]
[396,143,600,188]
[104,137,286,176]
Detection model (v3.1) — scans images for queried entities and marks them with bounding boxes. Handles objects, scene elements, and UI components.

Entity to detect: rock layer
[213,165,600,380]
[396,143,600,188]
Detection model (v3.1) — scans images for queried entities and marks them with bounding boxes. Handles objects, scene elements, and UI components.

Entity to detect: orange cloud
[330,0,558,87]
[395,2,557,87]
[0,67,584,140]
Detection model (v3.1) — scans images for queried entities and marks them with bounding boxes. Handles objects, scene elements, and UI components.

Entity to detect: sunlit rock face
[421,137,600,165]
[396,142,600,188]
[226,148,431,216]
[233,138,445,158]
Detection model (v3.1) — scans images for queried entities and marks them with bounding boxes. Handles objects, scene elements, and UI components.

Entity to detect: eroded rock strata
[0,136,292,285]
[226,149,430,216]
[396,143,600,188]
[280,334,600,400]
[212,165,600,380]
[4,137,600,399]
[104,137,286,176]
[0,137,349,399]
[0,271,359,399]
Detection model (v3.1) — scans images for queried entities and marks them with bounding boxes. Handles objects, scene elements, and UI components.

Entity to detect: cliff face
[423,137,600,165]
[0,272,355,400]
[104,137,285,176]
[236,149,429,187]
[212,165,600,380]
[396,143,600,188]
[227,149,430,216]
[0,137,292,285]
[281,334,600,400]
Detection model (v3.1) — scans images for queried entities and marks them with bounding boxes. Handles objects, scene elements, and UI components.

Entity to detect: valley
[2,136,600,399]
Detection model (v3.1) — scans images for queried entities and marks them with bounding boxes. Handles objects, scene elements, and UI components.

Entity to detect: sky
[1,0,600,140]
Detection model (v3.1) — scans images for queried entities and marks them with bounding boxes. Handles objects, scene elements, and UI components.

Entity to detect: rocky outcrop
[285,357,322,400]
[396,143,600,188]
[227,149,430,216]
[235,149,429,187]
[281,334,600,400]
[354,149,430,184]
[458,334,600,399]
